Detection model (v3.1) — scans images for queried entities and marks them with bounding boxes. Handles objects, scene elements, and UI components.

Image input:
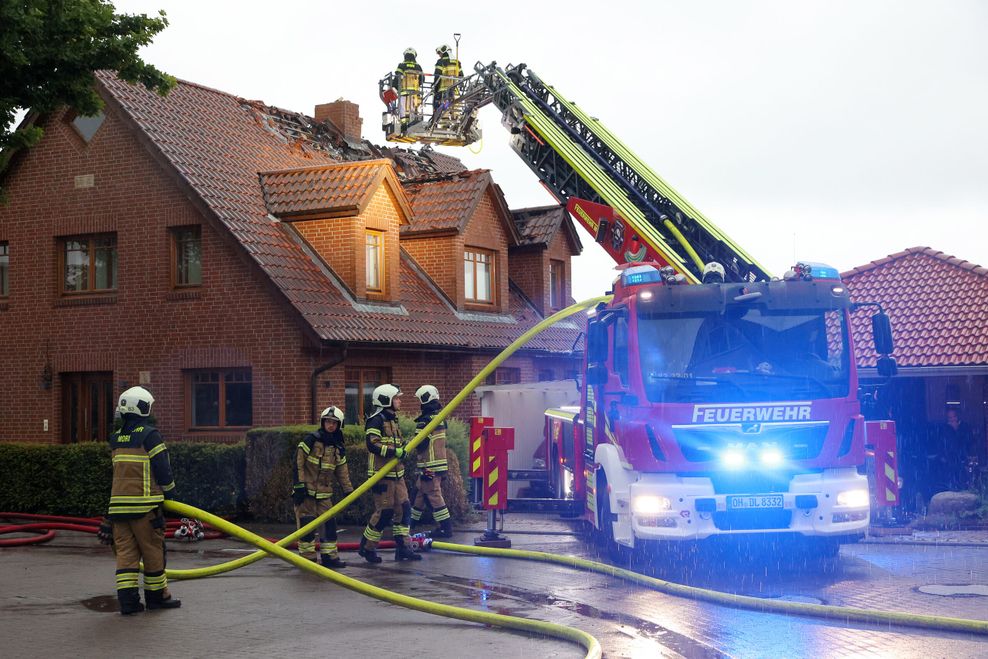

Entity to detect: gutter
[311,345,347,423]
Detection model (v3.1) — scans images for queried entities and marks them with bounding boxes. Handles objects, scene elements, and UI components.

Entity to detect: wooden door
[61,372,114,443]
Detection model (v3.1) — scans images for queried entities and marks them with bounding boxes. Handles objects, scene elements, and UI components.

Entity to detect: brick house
[844,247,988,503]
[0,74,583,444]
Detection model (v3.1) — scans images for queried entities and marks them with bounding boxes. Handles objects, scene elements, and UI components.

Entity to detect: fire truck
[380,59,898,556]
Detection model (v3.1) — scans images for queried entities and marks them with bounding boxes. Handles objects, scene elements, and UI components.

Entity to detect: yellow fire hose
[163,293,988,648]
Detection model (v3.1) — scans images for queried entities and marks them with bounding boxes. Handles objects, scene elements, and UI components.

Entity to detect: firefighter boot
[358,537,382,564]
[118,590,145,616]
[394,536,423,561]
[429,519,453,539]
[145,589,182,610]
[320,554,347,569]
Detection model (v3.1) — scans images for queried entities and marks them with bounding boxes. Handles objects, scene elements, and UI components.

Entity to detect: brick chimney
[315,99,362,142]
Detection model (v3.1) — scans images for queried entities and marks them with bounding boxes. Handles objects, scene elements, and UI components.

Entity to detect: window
[538,369,555,382]
[188,369,252,429]
[345,367,391,423]
[365,230,384,293]
[0,242,8,296]
[68,110,105,143]
[465,248,494,304]
[60,234,117,293]
[550,259,565,310]
[172,226,202,287]
[486,367,521,385]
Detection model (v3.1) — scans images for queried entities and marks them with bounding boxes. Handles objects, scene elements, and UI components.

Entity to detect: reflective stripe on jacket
[296,431,352,499]
[365,409,405,478]
[107,421,174,518]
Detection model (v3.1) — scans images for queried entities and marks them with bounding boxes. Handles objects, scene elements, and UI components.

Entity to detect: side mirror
[587,320,608,363]
[871,312,894,355]
[586,364,609,386]
[877,356,898,378]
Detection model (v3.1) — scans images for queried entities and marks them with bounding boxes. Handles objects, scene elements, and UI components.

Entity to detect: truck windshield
[638,307,850,403]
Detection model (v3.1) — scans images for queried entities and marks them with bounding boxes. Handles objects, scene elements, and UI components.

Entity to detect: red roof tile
[96,74,579,353]
[512,204,584,252]
[842,247,988,367]
[402,170,492,234]
[259,160,412,220]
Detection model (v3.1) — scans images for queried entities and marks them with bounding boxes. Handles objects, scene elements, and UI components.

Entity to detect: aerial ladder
[380,61,772,283]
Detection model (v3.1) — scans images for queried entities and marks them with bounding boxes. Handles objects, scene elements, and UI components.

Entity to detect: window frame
[549,259,565,310]
[486,367,521,386]
[365,230,385,295]
[170,225,202,288]
[58,233,117,295]
[345,367,392,424]
[464,246,496,305]
[184,368,253,431]
[0,241,8,297]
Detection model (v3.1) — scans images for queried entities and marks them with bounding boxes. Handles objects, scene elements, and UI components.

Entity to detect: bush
[0,441,244,517]
[245,417,470,525]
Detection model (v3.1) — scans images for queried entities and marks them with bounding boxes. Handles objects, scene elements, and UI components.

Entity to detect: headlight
[632,494,672,514]
[836,489,869,508]
[759,447,784,467]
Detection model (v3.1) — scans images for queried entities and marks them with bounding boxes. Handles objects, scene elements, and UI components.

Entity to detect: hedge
[245,416,471,525]
[0,442,245,517]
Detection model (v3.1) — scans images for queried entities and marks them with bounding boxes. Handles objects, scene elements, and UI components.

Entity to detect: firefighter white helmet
[371,383,402,408]
[320,406,345,428]
[415,385,440,405]
[436,43,450,56]
[404,47,417,58]
[702,262,726,284]
[118,386,154,417]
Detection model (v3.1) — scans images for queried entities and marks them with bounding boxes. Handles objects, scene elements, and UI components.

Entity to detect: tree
[0,0,175,158]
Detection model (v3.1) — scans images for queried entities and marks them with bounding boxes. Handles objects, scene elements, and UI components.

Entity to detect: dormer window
[465,247,494,304]
[68,110,105,143]
[366,230,384,294]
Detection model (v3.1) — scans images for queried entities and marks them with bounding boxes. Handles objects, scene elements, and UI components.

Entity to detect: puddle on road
[80,595,118,613]
[916,584,988,597]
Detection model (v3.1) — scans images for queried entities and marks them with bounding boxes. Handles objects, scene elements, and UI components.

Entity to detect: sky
[82,1,988,298]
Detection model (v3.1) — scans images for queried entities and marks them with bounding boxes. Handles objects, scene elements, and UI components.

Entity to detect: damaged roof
[95,74,579,353]
[512,204,584,252]
[843,247,988,367]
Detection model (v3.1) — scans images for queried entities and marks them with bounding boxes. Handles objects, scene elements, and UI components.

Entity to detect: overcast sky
[105,1,988,298]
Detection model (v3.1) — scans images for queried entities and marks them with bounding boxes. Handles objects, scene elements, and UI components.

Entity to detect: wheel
[595,474,630,564]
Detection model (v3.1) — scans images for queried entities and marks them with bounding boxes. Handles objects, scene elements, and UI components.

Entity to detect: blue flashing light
[801,262,841,281]
[622,267,662,286]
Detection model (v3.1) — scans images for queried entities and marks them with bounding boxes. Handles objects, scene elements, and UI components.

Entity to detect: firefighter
[394,47,423,131]
[97,386,181,615]
[358,384,422,563]
[433,43,462,115]
[409,385,452,539]
[292,406,353,569]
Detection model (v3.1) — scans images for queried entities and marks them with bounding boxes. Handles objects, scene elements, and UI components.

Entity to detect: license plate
[727,494,784,510]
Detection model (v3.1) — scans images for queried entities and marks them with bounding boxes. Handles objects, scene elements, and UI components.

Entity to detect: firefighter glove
[292,483,307,505]
[97,519,113,545]
[394,447,406,459]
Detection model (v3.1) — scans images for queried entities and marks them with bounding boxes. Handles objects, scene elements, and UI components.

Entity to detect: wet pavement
[1,515,986,658]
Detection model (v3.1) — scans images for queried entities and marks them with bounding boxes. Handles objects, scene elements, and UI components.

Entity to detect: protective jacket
[365,408,405,478]
[107,417,175,519]
[295,428,352,499]
[414,400,448,475]
[395,58,424,94]
[433,56,462,92]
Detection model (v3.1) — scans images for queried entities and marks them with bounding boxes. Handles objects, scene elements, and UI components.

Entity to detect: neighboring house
[844,247,988,499]
[0,74,583,444]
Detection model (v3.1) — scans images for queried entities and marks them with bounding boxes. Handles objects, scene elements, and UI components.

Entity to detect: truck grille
[673,422,829,462]
[713,509,793,531]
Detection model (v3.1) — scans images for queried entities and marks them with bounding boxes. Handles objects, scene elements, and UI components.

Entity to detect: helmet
[404,47,417,58]
[415,385,440,405]
[371,383,402,408]
[436,43,450,56]
[118,386,154,417]
[702,262,726,284]
[320,406,345,428]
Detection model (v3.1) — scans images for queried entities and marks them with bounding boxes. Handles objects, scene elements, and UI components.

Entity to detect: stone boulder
[928,491,980,516]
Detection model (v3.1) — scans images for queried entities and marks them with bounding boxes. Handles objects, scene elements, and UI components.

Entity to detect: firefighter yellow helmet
[320,406,345,428]
[415,385,440,405]
[371,383,402,408]
[118,386,154,417]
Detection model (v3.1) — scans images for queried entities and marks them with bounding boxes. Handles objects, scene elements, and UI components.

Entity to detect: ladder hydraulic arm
[380,62,771,283]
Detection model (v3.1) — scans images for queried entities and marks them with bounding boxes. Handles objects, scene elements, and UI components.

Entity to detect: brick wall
[295,216,357,294]
[508,247,547,314]
[0,104,316,443]
[401,234,458,303]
